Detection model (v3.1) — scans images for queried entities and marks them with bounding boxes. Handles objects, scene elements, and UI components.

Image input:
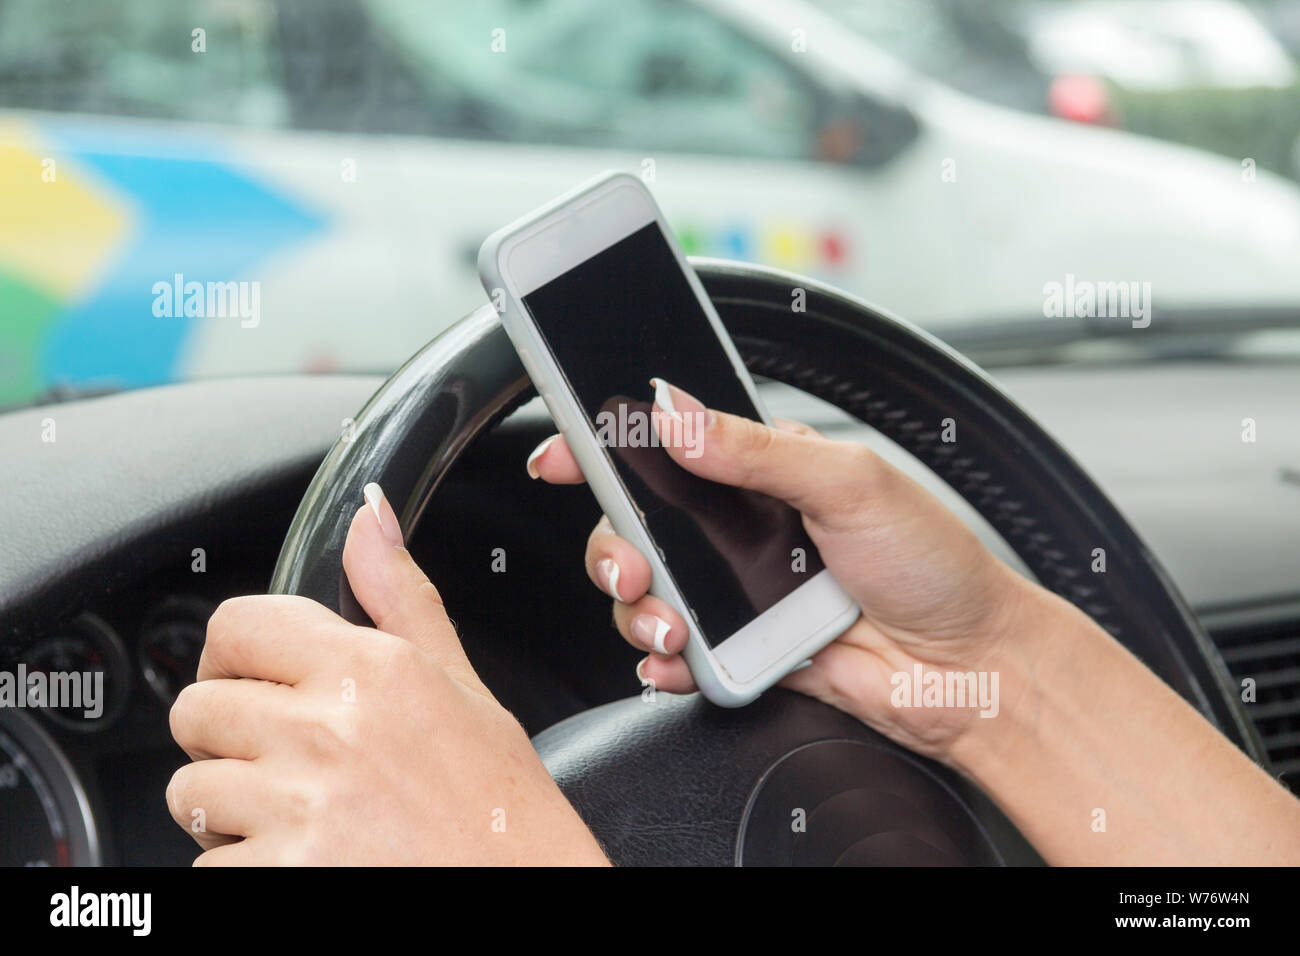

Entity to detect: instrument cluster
[1,595,214,866]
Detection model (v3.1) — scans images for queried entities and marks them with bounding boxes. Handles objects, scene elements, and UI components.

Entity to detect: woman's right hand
[529,379,1037,764]
[534,379,1300,865]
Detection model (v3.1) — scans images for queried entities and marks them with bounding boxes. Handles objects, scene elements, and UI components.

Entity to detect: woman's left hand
[165,484,608,866]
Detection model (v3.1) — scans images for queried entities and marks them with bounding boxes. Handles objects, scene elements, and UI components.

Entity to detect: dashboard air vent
[1205,607,1300,795]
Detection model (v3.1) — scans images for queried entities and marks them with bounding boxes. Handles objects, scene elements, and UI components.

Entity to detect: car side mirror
[638,51,692,96]
[816,93,919,168]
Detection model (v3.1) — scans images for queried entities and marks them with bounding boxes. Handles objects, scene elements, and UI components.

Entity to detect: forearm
[949,578,1300,865]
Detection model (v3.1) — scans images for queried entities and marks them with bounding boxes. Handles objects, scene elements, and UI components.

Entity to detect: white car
[1,0,1298,401]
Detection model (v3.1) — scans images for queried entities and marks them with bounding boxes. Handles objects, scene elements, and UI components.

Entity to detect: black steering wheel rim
[270,258,1262,866]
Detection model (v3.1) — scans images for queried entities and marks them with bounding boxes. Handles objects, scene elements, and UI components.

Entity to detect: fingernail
[363,482,404,547]
[650,378,715,429]
[635,657,650,685]
[525,435,558,479]
[650,377,683,421]
[596,558,625,603]
[632,614,672,654]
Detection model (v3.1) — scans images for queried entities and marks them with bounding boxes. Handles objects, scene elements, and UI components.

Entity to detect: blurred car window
[360,0,822,160]
[0,0,287,126]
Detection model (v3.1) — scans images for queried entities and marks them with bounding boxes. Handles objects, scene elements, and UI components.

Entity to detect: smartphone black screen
[522,221,825,644]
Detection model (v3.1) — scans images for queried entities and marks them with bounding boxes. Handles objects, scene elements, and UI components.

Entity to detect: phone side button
[539,391,570,431]
[514,345,571,430]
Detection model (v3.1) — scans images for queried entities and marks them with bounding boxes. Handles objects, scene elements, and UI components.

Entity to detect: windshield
[2,0,1299,407]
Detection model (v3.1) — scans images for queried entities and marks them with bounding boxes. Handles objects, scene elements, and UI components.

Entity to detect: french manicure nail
[651,377,716,432]
[525,435,557,479]
[650,377,683,421]
[596,557,625,602]
[363,482,403,547]
[363,481,384,524]
[635,657,650,685]
[632,614,672,654]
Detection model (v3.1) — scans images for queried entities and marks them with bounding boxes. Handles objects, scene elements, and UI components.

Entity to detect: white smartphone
[479,171,860,707]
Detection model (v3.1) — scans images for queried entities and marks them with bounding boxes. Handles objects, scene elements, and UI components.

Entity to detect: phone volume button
[544,393,570,431]
[513,347,568,429]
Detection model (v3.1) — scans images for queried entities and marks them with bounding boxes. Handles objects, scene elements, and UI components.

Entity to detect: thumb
[649,378,888,527]
[342,483,481,688]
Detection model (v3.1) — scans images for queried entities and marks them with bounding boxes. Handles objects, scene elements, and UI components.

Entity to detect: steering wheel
[269,260,1263,866]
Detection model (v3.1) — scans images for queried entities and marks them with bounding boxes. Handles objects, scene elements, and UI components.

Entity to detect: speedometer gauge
[0,710,100,866]
[22,613,130,733]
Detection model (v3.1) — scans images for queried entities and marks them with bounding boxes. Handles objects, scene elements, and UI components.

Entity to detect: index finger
[528,419,820,484]
[527,434,586,484]
[197,595,354,685]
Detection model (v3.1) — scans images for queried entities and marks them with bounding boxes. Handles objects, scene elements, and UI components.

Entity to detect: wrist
[942,571,1100,778]
[933,570,1300,865]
